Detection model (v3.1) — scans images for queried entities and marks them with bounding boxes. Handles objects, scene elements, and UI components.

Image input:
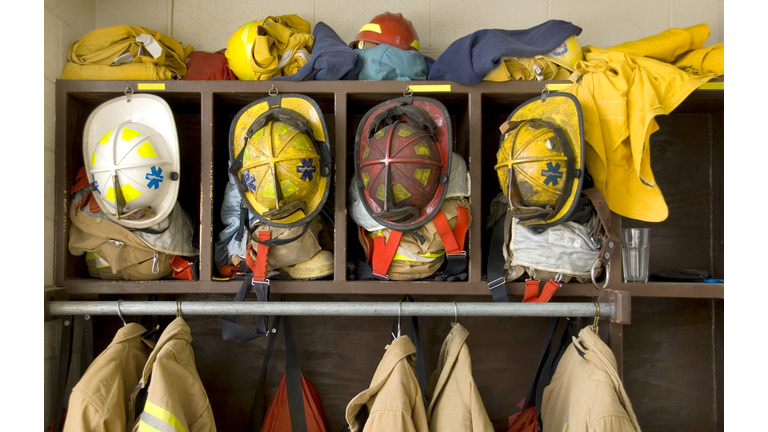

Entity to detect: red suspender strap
[246,230,271,283]
[432,206,470,255]
[523,279,562,303]
[372,230,403,280]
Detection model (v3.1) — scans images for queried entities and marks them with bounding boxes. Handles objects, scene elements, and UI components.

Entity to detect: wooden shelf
[54,79,724,300]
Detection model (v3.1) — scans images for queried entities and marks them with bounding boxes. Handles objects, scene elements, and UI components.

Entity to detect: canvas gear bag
[247,311,329,432]
[68,168,199,281]
[487,188,617,303]
[61,25,194,80]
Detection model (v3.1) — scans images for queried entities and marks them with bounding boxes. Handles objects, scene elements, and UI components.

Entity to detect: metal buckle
[252,278,270,286]
[446,251,467,261]
[487,277,506,291]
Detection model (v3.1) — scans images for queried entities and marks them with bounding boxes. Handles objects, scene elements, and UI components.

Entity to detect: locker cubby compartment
[210,91,337,282]
[52,79,723,299]
[344,91,472,283]
[54,83,203,289]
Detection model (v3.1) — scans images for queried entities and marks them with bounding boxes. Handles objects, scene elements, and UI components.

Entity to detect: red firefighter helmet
[350,12,421,51]
[354,97,452,231]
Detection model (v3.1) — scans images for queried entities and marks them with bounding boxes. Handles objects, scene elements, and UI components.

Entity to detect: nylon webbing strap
[52,317,73,432]
[523,279,562,303]
[391,295,428,408]
[534,318,573,418]
[283,316,309,432]
[247,311,309,432]
[221,231,271,342]
[372,230,403,280]
[487,215,511,302]
[523,317,560,410]
[432,206,469,277]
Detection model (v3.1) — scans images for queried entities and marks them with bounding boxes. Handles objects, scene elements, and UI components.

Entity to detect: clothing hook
[397,301,402,338]
[452,301,458,327]
[116,300,127,326]
[592,301,600,334]
[176,300,182,318]
[124,82,134,103]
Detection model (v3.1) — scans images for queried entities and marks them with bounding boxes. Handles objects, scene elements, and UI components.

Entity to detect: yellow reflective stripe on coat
[138,401,186,432]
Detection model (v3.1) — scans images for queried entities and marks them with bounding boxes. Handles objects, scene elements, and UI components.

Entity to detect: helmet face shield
[355,97,452,231]
[496,93,584,229]
[83,94,180,229]
[229,94,332,228]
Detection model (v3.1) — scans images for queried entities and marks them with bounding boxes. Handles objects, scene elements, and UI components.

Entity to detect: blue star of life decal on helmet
[541,162,563,186]
[146,166,164,190]
[297,158,316,182]
[243,170,257,192]
[92,174,100,193]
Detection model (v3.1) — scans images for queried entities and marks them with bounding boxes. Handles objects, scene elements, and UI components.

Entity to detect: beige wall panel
[172,0,200,51]
[670,0,724,46]
[549,0,670,49]
[96,0,170,33]
[44,9,62,82]
[46,0,96,37]
[45,149,56,220]
[430,0,548,53]
[45,217,55,286]
[45,80,56,152]
[316,1,430,52]
[197,0,316,53]
[61,22,80,74]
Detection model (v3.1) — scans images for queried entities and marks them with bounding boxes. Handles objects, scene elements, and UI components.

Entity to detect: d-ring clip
[125,82,134,103]
[592,301,600,334]
[269,84,278,96]
[404,86,413,97]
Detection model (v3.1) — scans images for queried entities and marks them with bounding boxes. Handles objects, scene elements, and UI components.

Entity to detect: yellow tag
[545,83,571,91]
[409,85,451,92]
[137,83,165,90]
[698,82,724,90]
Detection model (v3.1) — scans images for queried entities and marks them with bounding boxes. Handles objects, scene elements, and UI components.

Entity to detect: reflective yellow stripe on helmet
[360,23,381,33]
[138,401,186,432]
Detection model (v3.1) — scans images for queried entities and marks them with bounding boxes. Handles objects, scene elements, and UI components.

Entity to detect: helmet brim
[82,94,180,229]
[502,92,585,229]
[229,94,332,229]
[355,96,453,231]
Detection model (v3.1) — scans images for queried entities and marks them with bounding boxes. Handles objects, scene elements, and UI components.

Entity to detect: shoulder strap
[247,306,309,432]
[487,214,510,302]
[391,295,428,407]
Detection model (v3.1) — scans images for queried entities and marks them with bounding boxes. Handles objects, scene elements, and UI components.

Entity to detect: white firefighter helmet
[83,94,180,229]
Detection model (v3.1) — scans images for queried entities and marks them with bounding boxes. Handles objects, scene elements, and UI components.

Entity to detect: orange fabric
[261,373,328,432]
[507,405,537,432]
[372,230,403,278]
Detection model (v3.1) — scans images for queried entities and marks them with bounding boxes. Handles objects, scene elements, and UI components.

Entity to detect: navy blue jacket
[428,20,582,85]
[272,22,362,81]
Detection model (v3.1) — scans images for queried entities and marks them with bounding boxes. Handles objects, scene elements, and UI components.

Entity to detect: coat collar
[427,323,469,416]
[137,317,193,386]
[345,336,417,431]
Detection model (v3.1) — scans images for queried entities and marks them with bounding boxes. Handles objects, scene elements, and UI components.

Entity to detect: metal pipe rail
[48,301,615,319]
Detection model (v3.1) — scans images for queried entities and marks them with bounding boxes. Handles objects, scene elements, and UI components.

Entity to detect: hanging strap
[487,214,511,302]
[371,230,403,280]
[522,317,561,410]
[432,206,469,278]
[51,315,94,432]
[523,279,562,303]
[247,308,309,432]
[534,317,574,421]
[390,295,428,408]
[221,232,272,342]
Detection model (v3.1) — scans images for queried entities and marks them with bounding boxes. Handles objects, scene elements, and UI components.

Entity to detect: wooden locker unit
[52,79,724,431]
